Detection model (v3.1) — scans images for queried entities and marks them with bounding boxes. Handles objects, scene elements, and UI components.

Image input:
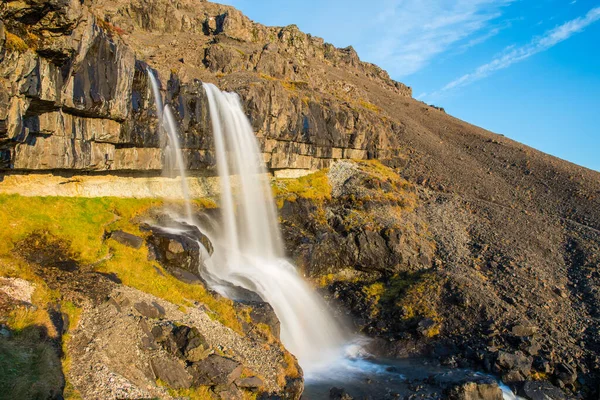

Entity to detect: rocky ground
[277,160,599,399]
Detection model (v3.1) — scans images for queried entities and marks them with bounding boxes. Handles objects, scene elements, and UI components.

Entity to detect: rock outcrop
[0,0,410,174]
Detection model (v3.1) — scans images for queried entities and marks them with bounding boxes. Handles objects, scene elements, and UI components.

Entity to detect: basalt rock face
[0,0,410,173]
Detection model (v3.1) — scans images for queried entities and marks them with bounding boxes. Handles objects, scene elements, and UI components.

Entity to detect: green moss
[384,272,443,324]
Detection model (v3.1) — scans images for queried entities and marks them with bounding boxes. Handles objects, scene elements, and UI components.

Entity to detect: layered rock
[0,0,410,173]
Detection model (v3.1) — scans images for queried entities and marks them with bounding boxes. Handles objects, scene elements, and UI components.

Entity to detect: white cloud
[436,6,600,93]
[364,0,515,77]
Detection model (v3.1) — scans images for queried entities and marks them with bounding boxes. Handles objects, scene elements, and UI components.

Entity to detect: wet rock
[134,301,166,319]
[329,386,354,400]
[445,380,503,400]
[145,224,212,282]
[150,356,193,389]
[190,354,242,386]
[109,230,144,249]
[519,381,566,400]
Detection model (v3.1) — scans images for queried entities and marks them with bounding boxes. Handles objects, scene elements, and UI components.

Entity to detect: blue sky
[218,0,600,172]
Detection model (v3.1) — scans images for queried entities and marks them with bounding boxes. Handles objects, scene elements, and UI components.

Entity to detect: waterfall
[148,70,345,372]
[147,70,193,221]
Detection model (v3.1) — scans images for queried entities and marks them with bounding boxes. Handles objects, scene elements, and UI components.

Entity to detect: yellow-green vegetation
[383,272,443,322]
[0,194,242,333]
[363,282,385,318]
[276,349,300,388]
[4,31,29,53]
[193,197,218,209]
[281,80,309,92]
[157,379,216,400]
[358,100,381,114]
[258,73,309,92]
[254,323,276,344]
[272,169,332,208]
[531,371,549,381]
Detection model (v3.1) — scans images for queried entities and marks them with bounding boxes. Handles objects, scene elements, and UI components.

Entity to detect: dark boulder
[145,223,212,282]
[248,301,281,339]
[150,356,193,389]
[108,230,144,249]
[189,354,242,386]
[519,381,566,400]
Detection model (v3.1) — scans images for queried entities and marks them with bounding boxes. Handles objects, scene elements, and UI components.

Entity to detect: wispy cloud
[429,6,600,95]
[365,0,515,77]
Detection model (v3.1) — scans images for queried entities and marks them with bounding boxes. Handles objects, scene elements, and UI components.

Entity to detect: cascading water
[200,83,346,371]
[147,70,346,372]
[148,70,193,221]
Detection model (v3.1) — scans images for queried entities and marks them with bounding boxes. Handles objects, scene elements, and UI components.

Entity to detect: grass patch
[0,195,242,333]
[166,386,216,400]
[383,272,442,321]
[272,169,332,208]
[358,100,381,114]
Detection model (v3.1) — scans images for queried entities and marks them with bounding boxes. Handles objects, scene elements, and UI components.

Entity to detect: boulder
[248,301,281,338]
[519,381,566,400]
[445,380,503,400]
[150,356,193,389]
[109,230,144,249]
[235,376,264,389]
[134,301,166,319]
[190,355,242,386]
[511,325,538,337]
[495,351,532,379]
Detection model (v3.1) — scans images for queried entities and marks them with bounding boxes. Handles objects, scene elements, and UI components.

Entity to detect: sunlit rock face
[0,0,411,174]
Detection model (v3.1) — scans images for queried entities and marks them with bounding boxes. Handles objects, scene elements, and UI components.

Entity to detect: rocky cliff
[0,0,410,174]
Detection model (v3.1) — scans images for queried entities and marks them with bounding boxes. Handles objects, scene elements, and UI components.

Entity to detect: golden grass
[0,194,242,333]
[272,169,332,208]
[358,100,381,114]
